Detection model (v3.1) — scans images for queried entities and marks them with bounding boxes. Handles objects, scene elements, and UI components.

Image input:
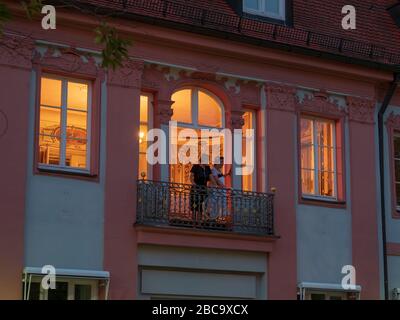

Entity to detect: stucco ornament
[33,46,104,79]
[107,60,144,88]
[386,112,400,130]
[347,96,376,124]
[0,34,34,69]
[265,83,296,112]
[297,91,346,117]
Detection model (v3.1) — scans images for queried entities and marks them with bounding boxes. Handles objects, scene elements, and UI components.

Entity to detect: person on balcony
[189,156,216,221]
[209,156,231,220]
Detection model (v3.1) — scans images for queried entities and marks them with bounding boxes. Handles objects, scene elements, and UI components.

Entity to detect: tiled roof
[74,0,400,68]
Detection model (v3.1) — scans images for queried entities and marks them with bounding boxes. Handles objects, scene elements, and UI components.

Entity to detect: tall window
[138,94,152,179]
[243,0,286,20]
[393,133,400,209]
[39,76,91,171]
[242,110,256,191]
[300,117,337,198]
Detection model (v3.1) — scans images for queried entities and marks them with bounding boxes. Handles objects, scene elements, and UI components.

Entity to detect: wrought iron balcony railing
[136,180,275,236]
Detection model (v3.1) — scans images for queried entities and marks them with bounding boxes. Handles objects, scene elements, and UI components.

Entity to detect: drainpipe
[378,72,400,300]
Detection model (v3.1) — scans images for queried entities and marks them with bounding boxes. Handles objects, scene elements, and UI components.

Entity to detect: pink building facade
[0,0,400,300]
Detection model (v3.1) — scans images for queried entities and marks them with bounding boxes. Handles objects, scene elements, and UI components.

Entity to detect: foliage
[0,1,132,69]
[95,22,132,70]
[0,2,11,35]
[21,0,43,20]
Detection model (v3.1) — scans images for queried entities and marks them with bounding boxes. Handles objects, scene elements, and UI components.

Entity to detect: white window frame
[27,277,98,300]
[38,75,92,174]
[243,0,286,20]
[301,117,338,201]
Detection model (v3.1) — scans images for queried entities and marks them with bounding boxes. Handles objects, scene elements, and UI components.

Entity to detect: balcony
[136,180,275,236]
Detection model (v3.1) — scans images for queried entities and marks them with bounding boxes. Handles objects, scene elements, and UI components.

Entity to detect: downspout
[378,72,400,300]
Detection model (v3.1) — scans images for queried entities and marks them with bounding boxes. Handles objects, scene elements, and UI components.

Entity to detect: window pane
[242,111,254,191]
[24,282,41,300]
[394,135,400,158]
[396,183,400,207]
[198,90,222,127]
[67,82,88,111]
[172,89,192,123]
[140,95,149,123]
[310,293,326,300]
[301,169,315,194]
[301,145,314,170]
[40,106,61,135]
[41,78,62,107]
[139,124,148,153]
[66,139,87,168]
[316,121,333,147]
[300,118,313,145]
[396,159,400,182]
[47,282,69,300]
[265,0,280,14]
[318,146,334,172]
[319,171,334,197]
[39,135,60,165]
[74,285,92,300]
[244,0,259,10]
[67,110,88,134]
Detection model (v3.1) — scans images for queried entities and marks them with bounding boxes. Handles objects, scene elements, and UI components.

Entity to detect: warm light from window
[171,89,192,124]
[39,77,89,169]
[242,111,255,192]
[198,90,222,128]
[301,117,336,198]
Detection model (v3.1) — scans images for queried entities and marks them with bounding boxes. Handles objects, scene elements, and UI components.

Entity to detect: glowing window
[138,94,152,179]
[171,88,223,128]
[300,117,337,198]
[242,110,256,191]
[39,76,90,171]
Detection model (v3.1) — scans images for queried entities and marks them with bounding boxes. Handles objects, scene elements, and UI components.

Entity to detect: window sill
[299,196,346,209]
[36,165,98,181]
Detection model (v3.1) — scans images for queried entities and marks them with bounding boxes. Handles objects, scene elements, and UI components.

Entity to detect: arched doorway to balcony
[170,87,226,185]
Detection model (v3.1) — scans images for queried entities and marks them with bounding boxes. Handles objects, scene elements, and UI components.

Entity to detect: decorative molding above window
[386,112,400,130]
[296,91,346,118]
[33,46,103,79]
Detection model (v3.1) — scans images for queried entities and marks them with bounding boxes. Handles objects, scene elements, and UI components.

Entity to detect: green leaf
[21,0,43,20]
[0,2,12,32]
[94,22,132,70]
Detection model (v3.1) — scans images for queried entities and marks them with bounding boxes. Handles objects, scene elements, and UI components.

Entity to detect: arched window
[171,88,224,128]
